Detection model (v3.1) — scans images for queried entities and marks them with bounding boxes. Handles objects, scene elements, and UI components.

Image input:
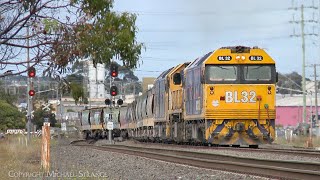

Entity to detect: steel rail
[71,142,320,180]
[242,147,320,158]
[135,140,320,158]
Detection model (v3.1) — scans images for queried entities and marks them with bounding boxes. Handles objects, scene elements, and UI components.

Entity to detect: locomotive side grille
[205,109,276,119]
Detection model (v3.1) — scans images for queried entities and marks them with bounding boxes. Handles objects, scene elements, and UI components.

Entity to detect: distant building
[276,80,320,128]
[276,94,320,128]
[85,61,106,99]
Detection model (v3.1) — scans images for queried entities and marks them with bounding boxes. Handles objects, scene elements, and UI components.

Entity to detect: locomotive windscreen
[243,65,272,81]
[206,65,237,81]
[205,64,276,84]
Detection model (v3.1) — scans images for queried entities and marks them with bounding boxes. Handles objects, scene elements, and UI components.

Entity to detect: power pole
[26,25,32,142]
[301,5,307,125]
[318,0,320,137]
[289,1,318,132]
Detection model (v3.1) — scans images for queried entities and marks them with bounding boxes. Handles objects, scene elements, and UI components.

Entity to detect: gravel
[112,140,320,163]
[50,138,269,180]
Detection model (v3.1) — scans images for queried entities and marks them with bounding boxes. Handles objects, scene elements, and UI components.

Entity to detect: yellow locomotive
[181,46,277,146]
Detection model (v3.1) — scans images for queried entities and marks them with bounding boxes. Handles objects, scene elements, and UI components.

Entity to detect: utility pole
[109,65,113,144]
[26,25,31,141]
[289,1,318,133]
[318,0,320,137]
[301,5,307,125]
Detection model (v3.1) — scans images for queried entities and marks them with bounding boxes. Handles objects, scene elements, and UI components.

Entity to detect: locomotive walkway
[71,141,320,180]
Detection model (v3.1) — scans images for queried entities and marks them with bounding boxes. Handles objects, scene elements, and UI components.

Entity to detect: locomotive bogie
[205,119,274,145]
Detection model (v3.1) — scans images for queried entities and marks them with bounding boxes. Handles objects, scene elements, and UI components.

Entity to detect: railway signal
[110,86,118,96]
[28,67,36,77]
[110,63,118,77]
[28,67,36,97]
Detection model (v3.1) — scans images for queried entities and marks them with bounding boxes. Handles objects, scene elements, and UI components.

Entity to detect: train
[79,46,278,147]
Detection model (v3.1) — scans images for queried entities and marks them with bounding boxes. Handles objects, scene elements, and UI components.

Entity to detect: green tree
[0,100,25,131]
[70,82,85,105]
[0,0,143,78]
[0,81,18,105]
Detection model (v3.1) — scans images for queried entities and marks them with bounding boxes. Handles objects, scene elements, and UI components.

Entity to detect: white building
[86,61,106,99]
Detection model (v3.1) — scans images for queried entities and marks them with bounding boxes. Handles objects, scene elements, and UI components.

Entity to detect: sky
[113,0,320,80]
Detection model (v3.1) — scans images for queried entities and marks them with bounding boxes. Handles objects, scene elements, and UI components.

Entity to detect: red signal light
[110,86,118,96]
[111,72,117,77]
[110,63,118,77]
[29,71,35,77]
[28,67,36,78]
[29,90,35,96]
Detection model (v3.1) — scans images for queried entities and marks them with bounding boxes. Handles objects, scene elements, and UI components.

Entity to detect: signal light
[28,67,36,77]
[29,90,35,96]
[110,86,118,96]
[110,63,118,77]
[105,99,111,105]
[117,99,123,106]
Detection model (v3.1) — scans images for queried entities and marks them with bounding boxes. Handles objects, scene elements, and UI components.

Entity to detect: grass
[274,136,320,148]
[0,135,42,179]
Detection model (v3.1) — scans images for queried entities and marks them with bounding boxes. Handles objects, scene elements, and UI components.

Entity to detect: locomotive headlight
[236,55,240,60]
[241,56,246,60]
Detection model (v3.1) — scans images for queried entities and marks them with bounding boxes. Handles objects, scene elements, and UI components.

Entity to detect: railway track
[71,140,320,180]
[133,139,320,158]
[242,147,320,158]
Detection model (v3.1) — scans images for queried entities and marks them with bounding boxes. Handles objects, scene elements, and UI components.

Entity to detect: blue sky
[113,0,320,80]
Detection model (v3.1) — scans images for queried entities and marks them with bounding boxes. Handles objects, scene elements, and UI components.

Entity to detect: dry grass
[274,136,320,148]
[0,135,42,179]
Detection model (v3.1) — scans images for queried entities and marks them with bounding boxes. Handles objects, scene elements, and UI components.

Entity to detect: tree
[70,82,85,105]
[0,100,25,131]
[0,80,18,105]
[0,0,143,78]
[277,72,304,94]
